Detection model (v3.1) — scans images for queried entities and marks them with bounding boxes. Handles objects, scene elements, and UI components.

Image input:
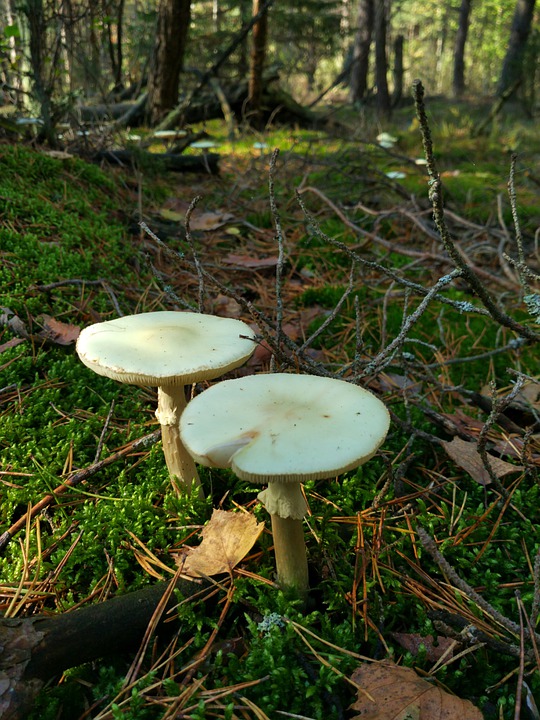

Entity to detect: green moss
[0,144,138,317]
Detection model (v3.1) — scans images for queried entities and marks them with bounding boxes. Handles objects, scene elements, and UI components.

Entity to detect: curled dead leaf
[350,662,483,720]
[174,509,264,577]
[37,315,80,345]
[0,308,80,346]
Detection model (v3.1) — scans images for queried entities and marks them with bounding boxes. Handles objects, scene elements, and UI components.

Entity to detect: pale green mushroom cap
[179,373,390,484]
[181,373,390,593]
[76,311,256,387]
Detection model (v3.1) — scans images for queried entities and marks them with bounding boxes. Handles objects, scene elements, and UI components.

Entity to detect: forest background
[0,0,538,138]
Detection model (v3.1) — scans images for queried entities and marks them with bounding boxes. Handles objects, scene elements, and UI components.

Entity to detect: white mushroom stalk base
[258,482,309,596]
[156,385,203,497]
[270,514,309,597]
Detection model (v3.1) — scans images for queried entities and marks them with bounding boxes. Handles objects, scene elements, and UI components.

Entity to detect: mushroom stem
[156,385,203,497]
[269,514,309,597]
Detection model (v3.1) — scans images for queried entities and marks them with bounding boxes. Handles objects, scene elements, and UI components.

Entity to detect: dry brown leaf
[350,662,483,720]
[390,633,456,662]
[161,196,191,213]
[37,315,80,345]
[518,380,540,407]
[174,509,264,577]
[443,410,486,438]
[212,294,243,318]
[1,309,80,347]
[442,436,523,485]
[222,254,279,269]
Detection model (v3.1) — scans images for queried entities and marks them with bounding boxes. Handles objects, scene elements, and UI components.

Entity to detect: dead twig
[475,377,527,495]
[269,148,285,368]
[417,526,540,654]
[93,399,115,463]
[184,195,206,313]
[362,269,461,378]
[412,79,539,344]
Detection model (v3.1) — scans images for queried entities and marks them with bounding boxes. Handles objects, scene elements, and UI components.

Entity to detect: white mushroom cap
[76,311,256,387]
[153,130,187,139]
[190,140,219,149]
[179,373,390,483]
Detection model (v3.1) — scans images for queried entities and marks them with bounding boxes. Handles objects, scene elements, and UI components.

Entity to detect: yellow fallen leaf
[159,208,184,222]
[174,509,264,577]
[350,662,483,720]
[189,211,234,230]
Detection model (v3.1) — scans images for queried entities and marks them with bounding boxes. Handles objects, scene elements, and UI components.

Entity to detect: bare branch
[412,79,539,343]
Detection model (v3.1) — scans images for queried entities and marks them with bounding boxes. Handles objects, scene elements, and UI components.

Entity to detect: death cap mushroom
[180,373,390,593]
[76,311,256,495]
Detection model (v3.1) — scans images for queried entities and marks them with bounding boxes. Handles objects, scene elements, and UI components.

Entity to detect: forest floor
[1,96,540,720]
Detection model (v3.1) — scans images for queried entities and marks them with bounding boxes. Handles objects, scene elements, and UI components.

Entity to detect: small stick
[362,269,461,377]
[184,195,205,313]
[295,190,492,317]
[508,154,527,284]
[417,526,540,647]
[299,262,355,354]
[530,547,540,627]
[269,149,285,368]
[514,591,526,720]
[476,377,526,495]
[0,429,161,554]
[93,399,115,463]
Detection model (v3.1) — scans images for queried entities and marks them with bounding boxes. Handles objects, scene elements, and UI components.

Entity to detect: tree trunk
[247,0,269,129]
[349,0,374,103]
[104,0,125,93]
[147,0,191,125]
[238,0,251,75]
[94,149,220,174]
[374,0,391,119]
[88,0,101,89]
[60,0,76,93]
[392,34,404,106]
[453,0,473,97]
[0,0,21,102]
[0,576,208,720]
[24,0,57,145]
[497,0,537,97]
[154,0,275,132]
[435,4,450,93]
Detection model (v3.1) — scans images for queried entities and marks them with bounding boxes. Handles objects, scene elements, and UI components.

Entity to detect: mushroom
[179,373,390,595]
[76,311,256,496]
